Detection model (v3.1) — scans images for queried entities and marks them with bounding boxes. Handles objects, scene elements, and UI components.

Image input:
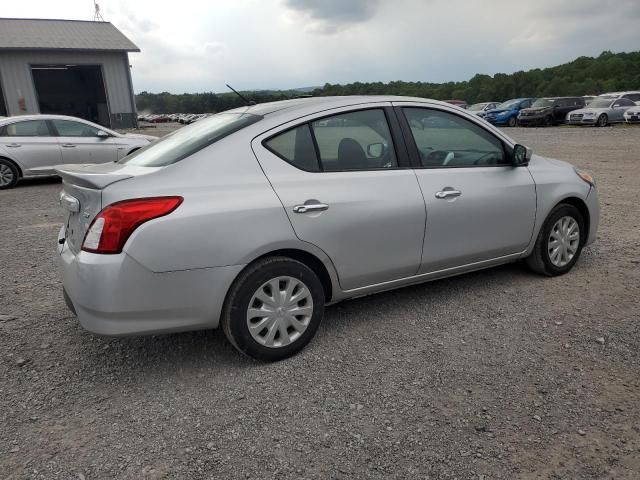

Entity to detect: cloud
[1,0,639,92]
[283,0,382,33]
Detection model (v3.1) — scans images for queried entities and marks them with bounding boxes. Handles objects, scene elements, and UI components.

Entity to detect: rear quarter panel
[102,136,299,273]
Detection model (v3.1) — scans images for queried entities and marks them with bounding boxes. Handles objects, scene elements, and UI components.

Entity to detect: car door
[394,103,537,273]
[0,119,61,174]
[252,105,426,291]
[50,119,119,164]
[611,98,634,121]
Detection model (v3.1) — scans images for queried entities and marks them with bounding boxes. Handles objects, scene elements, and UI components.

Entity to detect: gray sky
[3,0,639,93]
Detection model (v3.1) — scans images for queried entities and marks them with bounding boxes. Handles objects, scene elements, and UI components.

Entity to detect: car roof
[0,114,103,124]
[225,95,463,118]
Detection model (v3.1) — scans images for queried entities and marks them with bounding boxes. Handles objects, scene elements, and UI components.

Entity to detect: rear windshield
[120,113,262,167]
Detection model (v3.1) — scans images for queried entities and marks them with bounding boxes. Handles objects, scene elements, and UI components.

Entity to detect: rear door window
[2,120,51,137]
[310,109,398,171]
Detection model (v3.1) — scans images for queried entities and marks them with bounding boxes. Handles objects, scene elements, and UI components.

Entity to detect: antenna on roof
[93,1,105,21]
[226,84,256,106]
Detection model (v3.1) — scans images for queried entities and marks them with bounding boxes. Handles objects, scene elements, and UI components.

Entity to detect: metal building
[0,18,140,128]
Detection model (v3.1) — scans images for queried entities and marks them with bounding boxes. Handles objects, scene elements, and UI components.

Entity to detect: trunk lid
[56,163,160,253]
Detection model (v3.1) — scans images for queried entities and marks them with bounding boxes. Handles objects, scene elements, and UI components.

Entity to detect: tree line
[135,50,640,113]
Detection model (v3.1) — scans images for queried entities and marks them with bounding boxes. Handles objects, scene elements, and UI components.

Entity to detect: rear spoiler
[54,163,141,189]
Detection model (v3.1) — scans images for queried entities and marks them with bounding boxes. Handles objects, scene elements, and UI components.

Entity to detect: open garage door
[32,65,111,127]
[0,74,7,117]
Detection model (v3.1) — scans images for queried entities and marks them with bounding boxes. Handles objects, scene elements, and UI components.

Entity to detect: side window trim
[261,106,412,173]
[47,120,60,137]
[394,105,511,169]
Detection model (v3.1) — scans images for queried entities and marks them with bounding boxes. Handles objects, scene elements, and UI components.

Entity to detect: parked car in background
[483,98,535,127]
[467,102,501,115]
[56,96,599,361]
[517,97,585,127]
[566,97,636,126]
[598,91,640,103]
[443,100,468,109]
[0,115,156,189]
[623,104,640,124]
[583,96,596,106]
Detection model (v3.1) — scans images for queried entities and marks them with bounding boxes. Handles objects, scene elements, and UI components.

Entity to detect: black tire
[221,256,325,361]
[508,116,517,127]
[526,204,585,276]
[597,114,608,127]
[544,116,554,127]
[0,158,19,190]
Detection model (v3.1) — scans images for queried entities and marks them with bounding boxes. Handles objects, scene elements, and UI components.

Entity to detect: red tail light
[82,197,183,254]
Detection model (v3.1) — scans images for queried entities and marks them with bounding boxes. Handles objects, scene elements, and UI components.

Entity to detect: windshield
[468,103,488,110]
[496,100,520,110]
[588,98,613,109]
[120,113,262,167]
[532,98,555,108]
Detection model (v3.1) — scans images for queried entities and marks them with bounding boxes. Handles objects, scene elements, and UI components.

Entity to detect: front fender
[525,155,593,255]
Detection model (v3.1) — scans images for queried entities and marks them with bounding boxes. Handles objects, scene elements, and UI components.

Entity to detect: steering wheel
[424,150,455,166]
[442,152,455,166]
[473,152,498,166]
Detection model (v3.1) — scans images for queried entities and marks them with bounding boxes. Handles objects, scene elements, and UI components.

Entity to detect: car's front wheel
[597,114,608,127]
[508,116,517,127]
[221,257,325,361]
[526,204,585,276]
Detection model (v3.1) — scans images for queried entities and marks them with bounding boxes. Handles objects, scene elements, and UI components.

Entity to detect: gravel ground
[1,126,639,479]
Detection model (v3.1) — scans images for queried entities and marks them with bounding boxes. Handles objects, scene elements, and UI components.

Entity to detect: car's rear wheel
[526,204,585,276]
[508,116,517,127]
[597,114,608,127]
[221,256,325,361]
[0,159,19,190]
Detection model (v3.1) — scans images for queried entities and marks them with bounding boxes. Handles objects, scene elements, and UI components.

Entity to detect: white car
[623,104,640,124]
[597,91,640,103]
[0,115,157,189]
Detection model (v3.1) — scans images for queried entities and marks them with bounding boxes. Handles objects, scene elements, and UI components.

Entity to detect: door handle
[5,143,21,148]
[435,189,462,199]
[293,203,329,213]
[61,144,77,148]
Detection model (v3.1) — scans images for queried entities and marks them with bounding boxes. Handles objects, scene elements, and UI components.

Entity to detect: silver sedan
[566,97,636,126]
[0,115,156,189]
[56,96,599,361]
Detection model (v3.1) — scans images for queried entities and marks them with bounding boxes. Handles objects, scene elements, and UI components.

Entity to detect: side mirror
[96,130,109,139]
[367,142,385,158]
[513,144,532,166]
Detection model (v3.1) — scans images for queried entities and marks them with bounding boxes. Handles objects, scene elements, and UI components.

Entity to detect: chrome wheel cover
[548,216,580,267]
[246,276,313,348]
[0,163,14,187]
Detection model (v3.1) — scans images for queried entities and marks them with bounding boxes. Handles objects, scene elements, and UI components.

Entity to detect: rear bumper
[59,238,244,336]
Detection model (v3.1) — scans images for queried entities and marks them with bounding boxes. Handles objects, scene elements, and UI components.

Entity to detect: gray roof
[0,18,140,52]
